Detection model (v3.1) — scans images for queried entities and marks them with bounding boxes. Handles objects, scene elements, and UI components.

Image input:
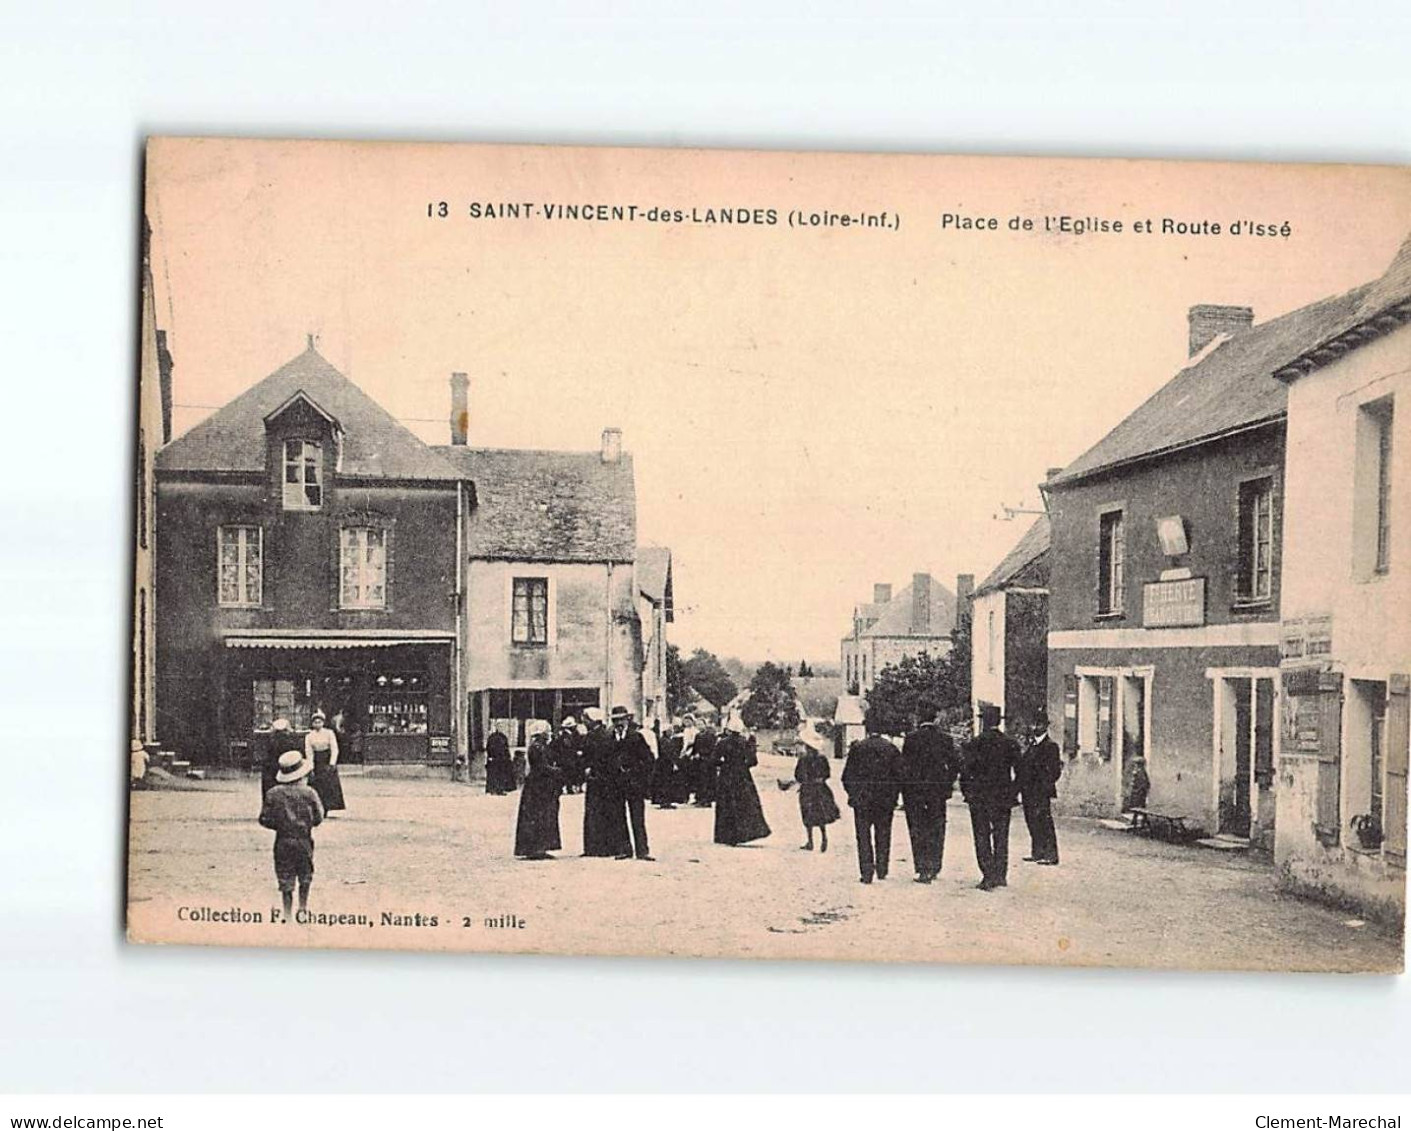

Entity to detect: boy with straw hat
[259,749,325,922]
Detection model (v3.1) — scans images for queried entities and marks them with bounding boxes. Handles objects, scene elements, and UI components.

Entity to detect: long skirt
[485,755,516,795]
[798,780,840,828]
[714,767,772,845]
[514,777,563,857]
[311,753,346,812]
[583,780,632,857]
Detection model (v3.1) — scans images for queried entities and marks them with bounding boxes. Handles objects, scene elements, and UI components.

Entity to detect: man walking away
[960,705,1020,891]
[1016,710,1062,865]
[841,717,904,884]
[611,705,656,861]
[900,712,959,883]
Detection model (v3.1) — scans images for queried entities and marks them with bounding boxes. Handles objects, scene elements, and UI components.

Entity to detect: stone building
[970,514,1049,734]
[840,573,963,695]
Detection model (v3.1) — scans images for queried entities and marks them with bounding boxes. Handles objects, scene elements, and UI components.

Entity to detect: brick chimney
[601,427,623,464]
[873,583,893,604]
[911,572,933,635]
[1045,467,1064,482]
[1187,304,1253,357]
[449,372,469,446]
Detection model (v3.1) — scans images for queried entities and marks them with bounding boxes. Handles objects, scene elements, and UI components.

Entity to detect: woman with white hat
[713,715,772,846]
[514,720,562,860]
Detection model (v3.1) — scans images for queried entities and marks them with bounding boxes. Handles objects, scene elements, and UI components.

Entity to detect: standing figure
[691,724,719,806]
[259,750,324,922]
[610,706,656,860]
[580,708,631,857]
[794,740,840,852]
[960,707,1020,891]
[652,722,682,809]
[841,722,904,884]
[713,717,772,846]
[1016,710,1062,865]
[484,729,516,795]
[514,721,563,860]
[550,716,583,797]
[305,710,346,816]
[261,717,301,809]
[900,714,959,883]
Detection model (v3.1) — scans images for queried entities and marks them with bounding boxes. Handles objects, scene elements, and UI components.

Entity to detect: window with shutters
[1097,509,1125,616]
[511,577,549,645]
[1235,476,1275,604]
[218,525,262,607]
[1383,676,1409,867]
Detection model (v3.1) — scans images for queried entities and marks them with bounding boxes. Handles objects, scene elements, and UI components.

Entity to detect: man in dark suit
[610,705,656,861]
[960,705,1020,891]
[841,718,904,884]
[900,712,960,883]
[1016,710,1063,865]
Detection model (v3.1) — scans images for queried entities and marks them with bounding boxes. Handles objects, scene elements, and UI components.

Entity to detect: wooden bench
[1128,808,1194,842]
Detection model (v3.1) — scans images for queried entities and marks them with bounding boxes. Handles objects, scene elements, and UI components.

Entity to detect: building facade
[1044,295,1370,845]
[840,572,962,695]
[154,344,465,769]
[970,515,1049,733]
[1272,235,1411,921]
[636,546,675,730]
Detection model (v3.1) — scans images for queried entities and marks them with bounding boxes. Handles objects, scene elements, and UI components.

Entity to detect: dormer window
[283,440,322,510]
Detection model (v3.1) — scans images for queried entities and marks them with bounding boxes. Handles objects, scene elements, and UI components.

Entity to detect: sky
[146,139,1411,663]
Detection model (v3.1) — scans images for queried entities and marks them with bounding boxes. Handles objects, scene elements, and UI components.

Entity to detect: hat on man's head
[1032,709,1051,730]
[271,718,290,733]
[583,707,606,724]
[275,751,312,784]
[610,705,632,722]
[311,710,327,724]
[560,715,577,730]
[526,719,551,739]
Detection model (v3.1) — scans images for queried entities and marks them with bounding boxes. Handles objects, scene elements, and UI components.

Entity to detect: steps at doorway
[1195,834,1251,852]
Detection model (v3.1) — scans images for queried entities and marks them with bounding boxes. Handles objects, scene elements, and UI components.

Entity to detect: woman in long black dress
[713,717,772,846]
[514,722,562,859]
[794,735,840,852]
[580,707,632,856]
[305,711,346,815]
[484,729,516,795]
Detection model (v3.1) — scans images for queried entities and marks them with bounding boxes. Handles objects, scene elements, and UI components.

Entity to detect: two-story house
[970,514,1049,734]
[1044,294,1369,846]
[840,573,964,695]
[1273,233,1410,920]
[154,342,466,769]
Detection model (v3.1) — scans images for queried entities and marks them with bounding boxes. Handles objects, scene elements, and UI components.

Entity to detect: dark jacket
[1015,736,1062,803]
[841,735,904,815]
[900,725,959,821]
[960,727,1020,809]
[611,725,656,799]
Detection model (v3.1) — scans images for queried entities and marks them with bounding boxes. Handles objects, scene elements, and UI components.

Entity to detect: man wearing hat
[611,705,656,860]
[550,714,584,796]
[1015,710,1062,866]
[580,707,631,857]
[841,714,905,884]
[259,749,325,921]
[960,704,1021,890]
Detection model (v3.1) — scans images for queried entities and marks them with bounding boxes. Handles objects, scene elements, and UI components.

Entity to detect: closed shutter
[1315,684,1344,845]
[1062,674,1079,756]
[1384,674,1409,867]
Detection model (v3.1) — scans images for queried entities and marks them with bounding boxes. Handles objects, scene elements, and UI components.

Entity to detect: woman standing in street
[514,721,562,860]
[484,729,516,795]
[713,716,772,846]
[305,710,346,816]
[794,723,840,852]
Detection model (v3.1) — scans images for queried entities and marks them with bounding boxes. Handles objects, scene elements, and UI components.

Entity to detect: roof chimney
[601,427,622,464]
[911,572,933,635]
[1187,304,1253,357]
[1045,467,1064,482]
[873,583,893,605]
[449,372,469,446]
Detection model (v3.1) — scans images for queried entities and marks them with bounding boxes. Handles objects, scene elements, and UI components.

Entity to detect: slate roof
[636,546,674,619]
[437,446,637,563]
[155,344,462,482]
[1047,283,1374,488]
[861,577,957,638]
[974,515,1051,597]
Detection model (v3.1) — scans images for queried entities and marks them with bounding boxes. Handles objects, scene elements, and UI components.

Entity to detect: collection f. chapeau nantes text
[175,905,527,930]
[431,199,1294,239]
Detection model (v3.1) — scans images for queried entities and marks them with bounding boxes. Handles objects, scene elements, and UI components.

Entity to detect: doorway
[1119,675,1147,811]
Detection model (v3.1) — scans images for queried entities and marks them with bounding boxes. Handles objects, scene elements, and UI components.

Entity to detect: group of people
[256,711,347,920]
[510,707,773,862]
[839,705,1061,889]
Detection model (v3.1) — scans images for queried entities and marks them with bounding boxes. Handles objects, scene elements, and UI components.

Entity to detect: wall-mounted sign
[1142,576,1206,628]
[1281,613,1333,661]
[429,735,452,756]
[1155,515,1189,557]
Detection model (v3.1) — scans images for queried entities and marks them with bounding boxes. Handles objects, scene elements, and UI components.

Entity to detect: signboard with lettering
[429,735,451,757]
[1142,577,1206,628]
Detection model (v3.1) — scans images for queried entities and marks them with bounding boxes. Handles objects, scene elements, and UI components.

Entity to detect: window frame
[339,525,388,610]
[1097,506,1126,617]
[282,438,324,511]
[510,576,551,647]
[1374,399,1394,575]
[1235,474,1276,605]
[217,524,263,608]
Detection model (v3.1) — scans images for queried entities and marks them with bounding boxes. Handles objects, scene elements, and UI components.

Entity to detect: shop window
[218,525,262,607]
[367,672,429,735]
[253,678,314,733]
[282,439,323,510]
[1097,509,1125,616]
[1236,477,1275,603]
[511,577,549,645]
[1077,674,1116,760]
[340,526,387,609]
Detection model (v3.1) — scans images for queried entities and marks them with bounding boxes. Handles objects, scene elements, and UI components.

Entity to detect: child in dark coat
[259,750,325,921]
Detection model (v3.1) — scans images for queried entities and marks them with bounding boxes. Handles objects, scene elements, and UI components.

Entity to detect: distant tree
[798,659,812,678]
[741,662,801,730]
[785,664,794,678]
[665,643,690,717]
[681,648,738,709]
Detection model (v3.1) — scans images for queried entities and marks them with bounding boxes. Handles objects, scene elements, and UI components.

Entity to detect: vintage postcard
[128,137,1411,971]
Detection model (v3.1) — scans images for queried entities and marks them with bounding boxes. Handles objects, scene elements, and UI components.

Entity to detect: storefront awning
[224,630,454,650]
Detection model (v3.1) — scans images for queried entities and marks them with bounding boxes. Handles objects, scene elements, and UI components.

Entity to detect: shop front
[222,631,456,767]
[469,686,603,754]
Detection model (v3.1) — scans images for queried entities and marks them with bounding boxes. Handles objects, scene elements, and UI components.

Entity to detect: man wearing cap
[580,707,631,857]
[1016,710,1062,866]
[960,704,1021,891]
[259,749,325,922]
[611,705,656,861]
